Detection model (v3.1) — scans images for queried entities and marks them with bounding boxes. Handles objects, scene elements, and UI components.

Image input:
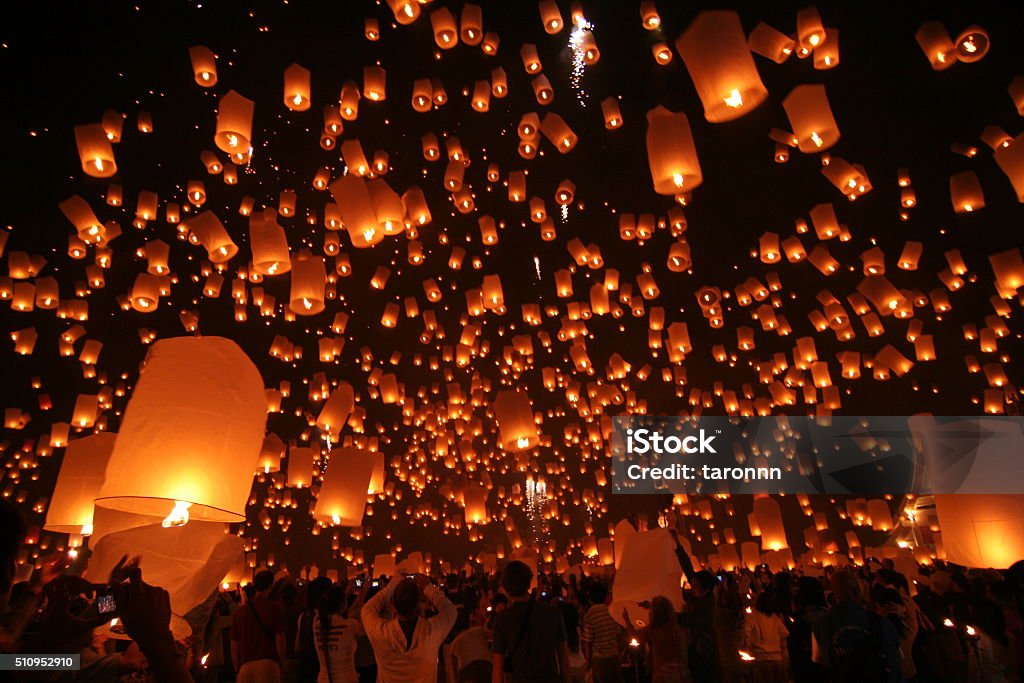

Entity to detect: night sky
[1,0,1022,572]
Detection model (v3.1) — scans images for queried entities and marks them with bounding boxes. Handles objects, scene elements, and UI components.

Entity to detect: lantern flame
[162,500,193,528]
[810,132,824,148]
[724,89,743,108]
[739,650,756,662]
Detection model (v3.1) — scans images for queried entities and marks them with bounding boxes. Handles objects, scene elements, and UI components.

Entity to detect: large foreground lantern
[646,106,702,196]
[95,337,266,525]
[314,447,375,527]
[934,495,1024,569]
[44,432,117,535]
[676,11,768,123]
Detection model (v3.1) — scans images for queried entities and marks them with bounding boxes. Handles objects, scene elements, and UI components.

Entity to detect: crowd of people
[2,500,1022,683]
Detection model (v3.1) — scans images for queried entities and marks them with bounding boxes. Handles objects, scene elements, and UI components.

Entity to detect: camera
[96,592,117,615]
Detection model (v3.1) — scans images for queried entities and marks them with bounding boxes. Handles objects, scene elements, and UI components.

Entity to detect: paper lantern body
[676,11,768,122]
[494,389,539,451]
[289,252,326,315]
[214,90,255,163]
[314,447,374,526]
[95,337,266,523]
[646,106,702,195]
[782,85,840,152]
[44,432,117,534]
[75,124,118,178]
[935,495,1024,569]
[249,210,291,276]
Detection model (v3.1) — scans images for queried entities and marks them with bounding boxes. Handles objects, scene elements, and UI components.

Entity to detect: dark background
[1,0,1022,573]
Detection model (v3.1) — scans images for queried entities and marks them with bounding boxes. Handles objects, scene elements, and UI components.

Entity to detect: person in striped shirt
[581,583,625,683]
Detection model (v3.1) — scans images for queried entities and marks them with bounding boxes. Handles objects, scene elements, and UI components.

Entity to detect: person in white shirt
[361,573,457,683]
[313,584,363,683]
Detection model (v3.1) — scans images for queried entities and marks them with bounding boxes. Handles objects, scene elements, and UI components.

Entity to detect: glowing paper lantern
[782,84,840,152]
[59,195,105,243]
[646,106,702,195]
[44,432,117,534]
[330,175,383,248]
[494,389,539,451]
[95,337,266,524]
[314,448,374,526]
[538,0,563,34]
[75,124,117,178]
[249,210,291,276]
[189,46,218,86]
[748,23,795,63]
[676,10,768,122]
[934,495,1024,569]
[214,90,255,163]
[185,211,237,263]
[955,26,989,63]
[431,7,458,48]
[950,171,985,213]
[283,63,311,111]
[289,251,326,315]
[915,21,957,70]
[316,383,354,440]
[994,133,1024,202]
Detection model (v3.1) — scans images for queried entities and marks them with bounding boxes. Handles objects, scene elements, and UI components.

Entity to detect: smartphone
[355,578,364,587]
[96,592,117,615]
[371,580,380,588]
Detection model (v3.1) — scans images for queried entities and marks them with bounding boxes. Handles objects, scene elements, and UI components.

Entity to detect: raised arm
[360,575,402,638]
[419,574,457,638]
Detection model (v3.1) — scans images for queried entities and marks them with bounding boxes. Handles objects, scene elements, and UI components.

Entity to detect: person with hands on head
[360,572,457,683]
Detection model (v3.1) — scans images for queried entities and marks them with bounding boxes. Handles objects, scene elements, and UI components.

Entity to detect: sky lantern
[340,82,361,120]
[994,133,1024,202]
[796,6,826,51]
[676,10,769,122]
[95,337,265,526]
[363,65,386,102]
[646,106,702,195]
[257,434,285,473]
[287,446,316,488]
[315,448,374,526]
[915,21,957,70]
[386,0,419,25]
[782,84,840,152]
[289,250,326,315]
[601,97,622,129]
[431,7,459,49]
[59,195,105,243]
[950,171,985,213]
[494,390,539,451]
[538,0,563,34]
[330,175,383,248]
[748,23,795,63]
[74,124,117,178]
[214,90,255,163]
[934,495,1024,569]
[540,113,578,152]
[189,45,217,86]
[460,3,483,45]
[44,432,117,535]
[283,63,311,111]
[185,211,237,263]
[954,26,989,62]
[640,1,660,29]
[249,209,291,276]
[814,29,839,69]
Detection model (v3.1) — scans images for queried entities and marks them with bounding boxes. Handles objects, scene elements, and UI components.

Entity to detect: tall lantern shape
[189,46,218,86]
[283,63,311,111]
[676,11,768,122]
[44,432,118,535]
[95,337,266,524]
[329,175,383,248]
[645,106,702,195]
[494,389,539,452]
[185,211,237,263]
[75,124,118,178]
[782,84,840,152]
[214,90,255,163]
[314,447,375,527]
[289,250,326,315]
[249,210,291,276]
